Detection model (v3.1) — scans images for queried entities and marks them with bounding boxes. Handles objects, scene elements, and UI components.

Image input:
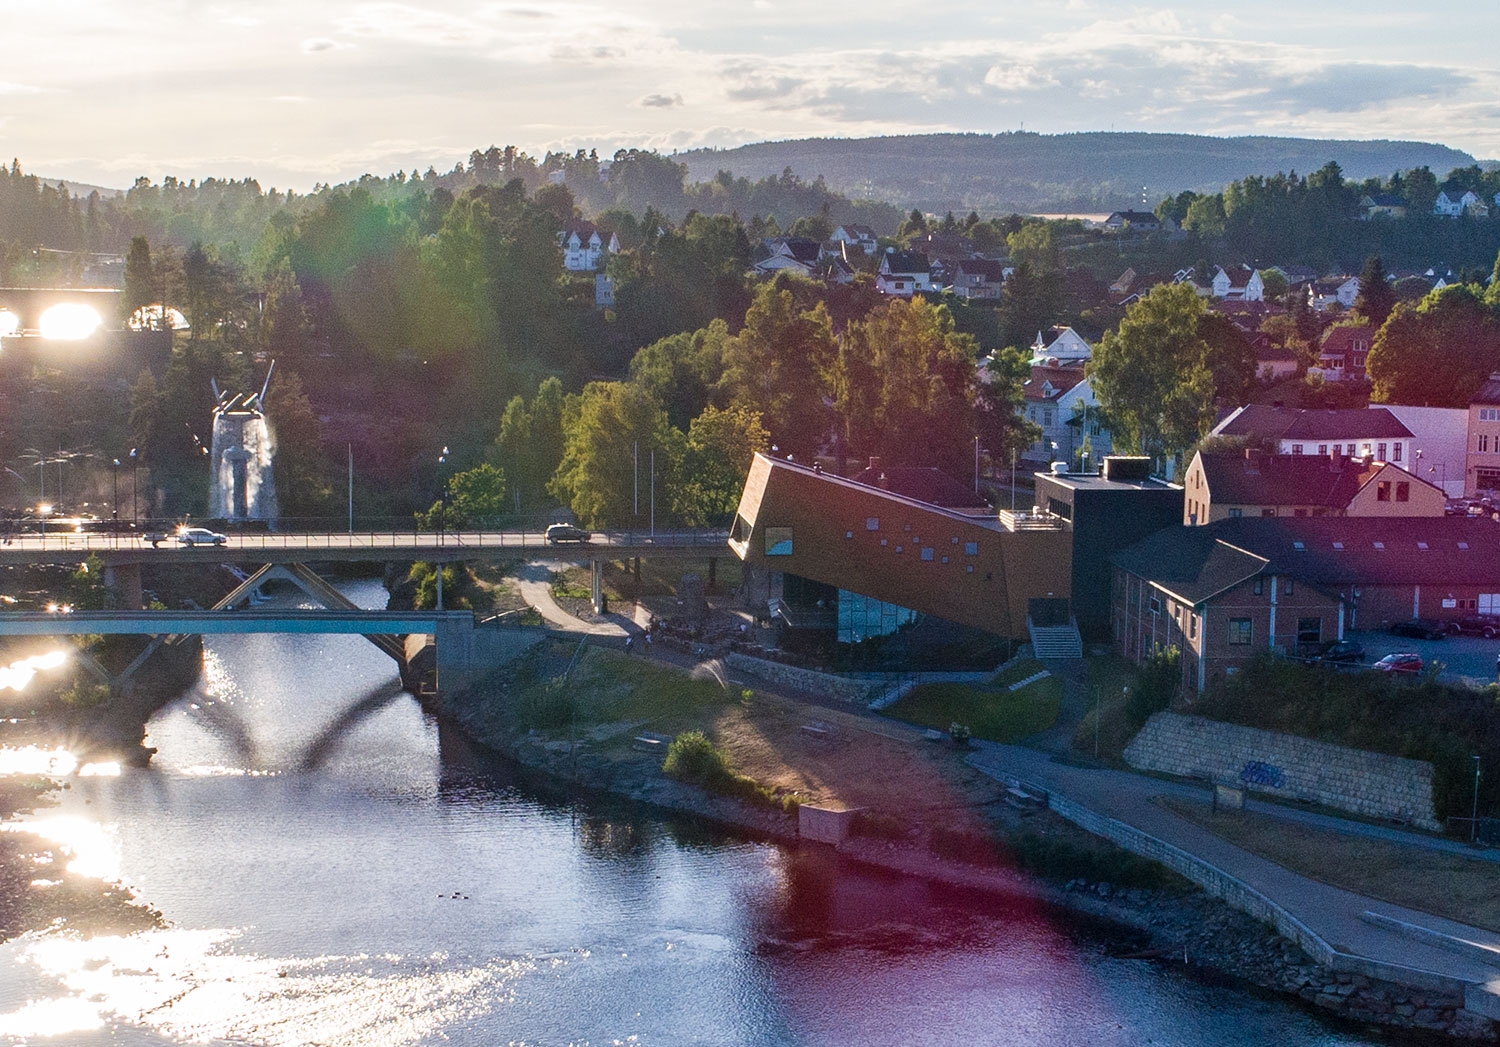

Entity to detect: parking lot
[1347,629,1500,686]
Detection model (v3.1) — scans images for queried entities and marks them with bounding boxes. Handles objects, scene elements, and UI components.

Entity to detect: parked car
[1372,652,1424,674]
[175,526,228,546]
[545,523,592,545]
[1315,640,1366,663]
[1446,615,1500,639]
[1389,619,1448,641]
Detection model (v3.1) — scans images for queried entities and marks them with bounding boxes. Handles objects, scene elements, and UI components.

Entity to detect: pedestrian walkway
[965,740,1500,1007]
[508,561,635,638]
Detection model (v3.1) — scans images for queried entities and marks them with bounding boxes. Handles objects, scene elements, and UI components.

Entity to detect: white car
[176,527,228,546]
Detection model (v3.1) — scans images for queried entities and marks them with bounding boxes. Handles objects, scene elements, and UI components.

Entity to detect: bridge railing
[2,521,732,553]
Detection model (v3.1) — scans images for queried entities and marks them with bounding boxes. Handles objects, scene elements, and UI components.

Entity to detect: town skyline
[7,1,1500,193]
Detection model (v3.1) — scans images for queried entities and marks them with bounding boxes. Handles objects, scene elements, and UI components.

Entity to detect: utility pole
[650,448,656,537]
[347,444,354,534]
[974,435,980,493]
[1473,755,1483,844]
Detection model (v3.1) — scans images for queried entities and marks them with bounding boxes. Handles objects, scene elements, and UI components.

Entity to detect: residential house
[1360,193,1408,220]
[1211,265,1264,302]
[831,224,879,255]
[1212,405,1416,466]
[1180,449,1445,526]
[876,250,933,295]
[1466,373,1500,497]
[1029,325,1093,365]
[1311,324,1374,383]
[1435,188,1483,218]
[753,237,822,277]
[816,255,857,285]
[1021,366,1112,468]
[594,274,615,308]
[1309,276,1360,312]
[1254,341,1300,382]
[951,258,1009,300]
[1103,210,1163,231]
[559,221,619,272]
[1108,268,1137,297]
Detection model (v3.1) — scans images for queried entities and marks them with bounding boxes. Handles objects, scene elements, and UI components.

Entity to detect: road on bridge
[0,528,732,565]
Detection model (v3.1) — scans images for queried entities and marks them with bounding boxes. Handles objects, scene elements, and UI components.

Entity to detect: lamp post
[974,435,981,493]
[1473,755,1482,844]
[128,448,138,526]
[437,446,449,548]
[111,459,119,521]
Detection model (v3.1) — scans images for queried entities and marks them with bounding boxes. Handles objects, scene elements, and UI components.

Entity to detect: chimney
[1244,447,1263,473]
[868,456,882,472]
[877,471,890,490]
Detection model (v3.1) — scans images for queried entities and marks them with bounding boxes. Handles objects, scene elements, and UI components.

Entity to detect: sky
[4,1,1499,192]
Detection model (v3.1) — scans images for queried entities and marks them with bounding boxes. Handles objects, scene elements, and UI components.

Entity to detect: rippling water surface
[0,580,1396,1045]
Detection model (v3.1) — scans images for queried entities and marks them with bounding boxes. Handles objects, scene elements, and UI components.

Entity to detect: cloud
[301,38,345,53]
[0,80,45,95]
[639,93,683,109]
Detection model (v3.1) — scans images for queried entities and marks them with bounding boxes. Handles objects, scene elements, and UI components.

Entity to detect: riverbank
[438,641,1476,1041]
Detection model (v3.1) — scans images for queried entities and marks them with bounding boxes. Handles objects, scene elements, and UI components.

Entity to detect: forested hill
[677,132,1478,215]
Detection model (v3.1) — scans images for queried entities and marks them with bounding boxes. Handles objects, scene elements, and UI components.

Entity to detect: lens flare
[0,309,18,337]
[38,302,103,340]
[0,745,77,776]
[0,649,69,692]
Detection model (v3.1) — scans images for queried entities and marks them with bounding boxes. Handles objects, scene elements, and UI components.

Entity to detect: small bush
[516,679,578,730]
[949,722,972,747]
[850,810,907,841]
[663,730,798,813]
[1008,831,1176,890]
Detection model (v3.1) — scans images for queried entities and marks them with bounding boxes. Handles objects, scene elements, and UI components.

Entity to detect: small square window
[965,565,974,574]
[1373,541,1385,550]
[941,556,949,563]
[951,537,959,544]
[1460,542,1471,550]
[1332,541,1344,550]
[845,531,853,539]
[920,547,934,561]
[866,517,880,531]
[880,539,888,547]
[1417,542,1429,550]
[894,545,902,553]
[1293,541,1305,550]
[965,542,979,555]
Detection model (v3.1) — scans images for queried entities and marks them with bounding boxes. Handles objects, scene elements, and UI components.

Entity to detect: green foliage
[1354,255,1397,328]
[61,679,110,708]
[948,722,972,747]
[407,562,475,610]
[1369,283,1500,407]
[516,678,577,730]
[850,810,908,841]
[1127,645,1180,727]
[1090,282,1216,462]
[1007,831,1177,889]
[416,463,507,530]
[548,381,684,528]
[662,730,799,813]
[1199,656,1500,820]
[928,826,1002,865]
[676,405,770,526]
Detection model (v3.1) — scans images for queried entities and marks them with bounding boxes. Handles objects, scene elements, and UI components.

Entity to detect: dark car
[1316,640,1366,663]
[1389,619,1448,641]
[1373,652,1424,674]
[545,523,592,545]
[1447,615,1500,639]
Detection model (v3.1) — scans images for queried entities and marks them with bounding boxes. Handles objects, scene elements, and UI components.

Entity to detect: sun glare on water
[0,650,69,693]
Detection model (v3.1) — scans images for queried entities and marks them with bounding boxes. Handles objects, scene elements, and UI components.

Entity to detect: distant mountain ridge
[677,132,1479,216]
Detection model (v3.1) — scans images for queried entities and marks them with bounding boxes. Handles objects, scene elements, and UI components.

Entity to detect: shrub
[516,678,577,730]
[1007,831,1177,890]
[929,825,1002,866]
[850,810,907,841]
[663,730,798,813]
[1127,645,1180,727]
[949,722,972,747]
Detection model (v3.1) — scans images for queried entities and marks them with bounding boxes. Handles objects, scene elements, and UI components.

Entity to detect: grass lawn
[515,646,734,734]
[887,665,1061,743]
[600,557,743,601]
[1161,796,1500,934]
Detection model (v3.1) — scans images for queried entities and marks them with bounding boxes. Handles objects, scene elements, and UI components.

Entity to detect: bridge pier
[104,562,144,610]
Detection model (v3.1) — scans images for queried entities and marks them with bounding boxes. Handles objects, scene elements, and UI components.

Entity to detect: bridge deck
[0,529,731,566]
[0,609,472,635]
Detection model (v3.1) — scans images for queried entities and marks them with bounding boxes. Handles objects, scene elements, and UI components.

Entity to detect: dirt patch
[1161,794,1500,933]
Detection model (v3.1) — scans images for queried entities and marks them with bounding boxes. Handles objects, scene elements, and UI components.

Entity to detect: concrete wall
[1124,712,1439,830]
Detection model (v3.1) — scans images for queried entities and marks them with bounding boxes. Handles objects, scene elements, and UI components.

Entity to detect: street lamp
[1473,755,1482,845]
[111,459,119,521]
[437,446,449,547]
[129,448,138,525]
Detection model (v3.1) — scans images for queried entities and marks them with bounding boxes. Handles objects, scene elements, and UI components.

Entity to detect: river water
[0,580,1398,1045]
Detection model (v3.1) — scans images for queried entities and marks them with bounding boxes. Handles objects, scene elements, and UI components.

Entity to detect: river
[0,580,1402,1045]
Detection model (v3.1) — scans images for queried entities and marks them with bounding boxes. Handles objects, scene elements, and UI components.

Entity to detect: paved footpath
[966,740,1500,994]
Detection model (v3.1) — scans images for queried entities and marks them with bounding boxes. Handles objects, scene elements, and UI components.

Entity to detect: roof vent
[1050,461,1069,475]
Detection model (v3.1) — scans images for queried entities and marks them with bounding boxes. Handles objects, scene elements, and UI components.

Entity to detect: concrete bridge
[0,528,726,696]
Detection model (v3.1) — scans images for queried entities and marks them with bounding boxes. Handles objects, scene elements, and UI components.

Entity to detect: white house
[1020,366,1112,467]
[1213,405,1416,468]
[831,224,879,255]
[1436,189,1481,218]
[559,221,619,272]
[1029,325,1093,365]
[951,258,1009,300]
[1310,276,1360,312]
[1211,265,1264,302]
[753,237,822,276]
[876,250,932,296]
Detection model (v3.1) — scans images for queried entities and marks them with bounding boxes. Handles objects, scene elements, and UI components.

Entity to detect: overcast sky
[5,1,1498,192]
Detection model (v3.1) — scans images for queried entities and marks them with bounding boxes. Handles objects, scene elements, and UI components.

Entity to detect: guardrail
[0,527,732,554]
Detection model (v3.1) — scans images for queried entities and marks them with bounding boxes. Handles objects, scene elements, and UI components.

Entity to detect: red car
[1372,652,1423,674]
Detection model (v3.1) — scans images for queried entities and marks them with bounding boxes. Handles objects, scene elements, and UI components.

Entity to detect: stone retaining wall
[1124,712,1439,831]
[725,653,875,703]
